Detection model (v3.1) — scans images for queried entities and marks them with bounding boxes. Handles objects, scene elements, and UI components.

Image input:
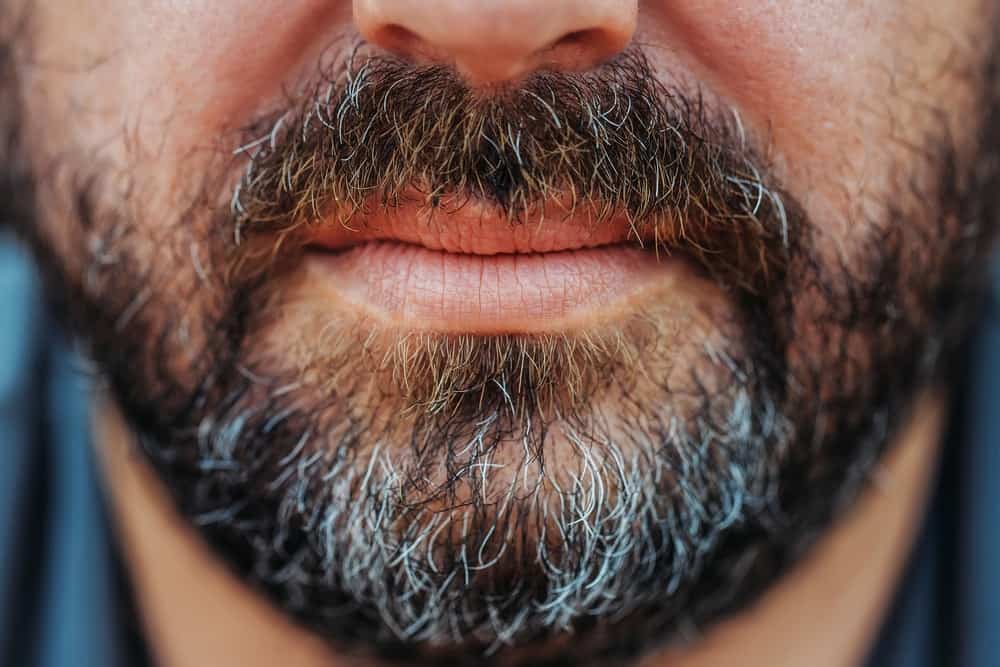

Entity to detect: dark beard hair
[6,29,1000,667]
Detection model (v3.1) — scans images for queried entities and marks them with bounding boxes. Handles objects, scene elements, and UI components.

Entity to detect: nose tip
[353,0,637,84]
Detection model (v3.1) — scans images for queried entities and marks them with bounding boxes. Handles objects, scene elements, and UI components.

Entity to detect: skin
[5,0,996,665]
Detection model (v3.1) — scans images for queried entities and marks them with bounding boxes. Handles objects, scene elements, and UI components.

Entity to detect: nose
[353,0,637,84]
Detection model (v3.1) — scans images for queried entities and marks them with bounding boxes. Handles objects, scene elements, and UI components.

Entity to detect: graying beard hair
[185,340,787,656]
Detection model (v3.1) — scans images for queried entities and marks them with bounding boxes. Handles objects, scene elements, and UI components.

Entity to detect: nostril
[546,27,627,65]
[553,28,597,48]
[537,28,627,69]
[370,22,425,58]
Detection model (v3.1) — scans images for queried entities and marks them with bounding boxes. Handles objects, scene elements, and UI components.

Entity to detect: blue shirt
[1,232,997,667]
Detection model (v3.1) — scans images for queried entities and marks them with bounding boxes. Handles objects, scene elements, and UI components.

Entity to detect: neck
[95,391,945,667]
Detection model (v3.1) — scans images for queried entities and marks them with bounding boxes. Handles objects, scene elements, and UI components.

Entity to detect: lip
[303,202,700,333]
[307,199,642,255]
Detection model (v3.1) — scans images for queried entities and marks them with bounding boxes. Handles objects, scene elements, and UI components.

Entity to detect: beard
[7,37,1000,666]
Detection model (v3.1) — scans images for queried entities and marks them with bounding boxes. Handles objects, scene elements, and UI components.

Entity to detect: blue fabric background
[0,235,124,667]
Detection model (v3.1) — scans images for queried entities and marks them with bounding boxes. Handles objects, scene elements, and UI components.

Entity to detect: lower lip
[306,241,700,332]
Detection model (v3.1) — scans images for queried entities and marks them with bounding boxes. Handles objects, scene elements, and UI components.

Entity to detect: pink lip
[303,201,699,333]
[307,200,641,256]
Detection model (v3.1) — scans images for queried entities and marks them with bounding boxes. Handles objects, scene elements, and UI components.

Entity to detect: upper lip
[306,197,643,256]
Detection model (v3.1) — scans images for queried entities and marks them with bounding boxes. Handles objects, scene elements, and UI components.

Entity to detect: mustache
[228,47,800,293]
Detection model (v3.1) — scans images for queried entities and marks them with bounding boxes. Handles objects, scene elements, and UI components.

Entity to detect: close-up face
[4,1,1000,665]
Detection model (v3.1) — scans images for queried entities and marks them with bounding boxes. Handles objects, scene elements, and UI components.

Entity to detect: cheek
[30,1,357,170]
[643,1,883,141]
[633,1,891,247]
[644,0,982,248]
[126,1,355,133]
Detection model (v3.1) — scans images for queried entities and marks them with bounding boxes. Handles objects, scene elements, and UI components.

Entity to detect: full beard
[8,42,1000,667]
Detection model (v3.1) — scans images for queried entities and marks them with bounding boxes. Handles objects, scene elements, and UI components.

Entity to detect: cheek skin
[643,1,863,136]
[641,0,984,236]
[28,1,355,171]
[126,1,355,138]
[641,1,882,232]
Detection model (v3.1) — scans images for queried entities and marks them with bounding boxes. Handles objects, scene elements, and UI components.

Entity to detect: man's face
[5,1,999,664]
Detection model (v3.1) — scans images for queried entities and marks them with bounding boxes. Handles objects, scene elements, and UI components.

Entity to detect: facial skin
[3,1,1000,666]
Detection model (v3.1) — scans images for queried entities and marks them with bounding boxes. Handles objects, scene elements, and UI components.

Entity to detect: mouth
[305,200,708,333]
